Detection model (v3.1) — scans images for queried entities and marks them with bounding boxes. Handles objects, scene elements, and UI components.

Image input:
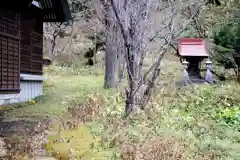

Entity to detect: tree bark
[118,51,125,83]
[103,2,118,89]
[104,39,117,88]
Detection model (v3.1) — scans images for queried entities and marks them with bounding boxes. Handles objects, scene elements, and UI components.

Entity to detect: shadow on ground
[0,119,37,137]
[0,104,51,159]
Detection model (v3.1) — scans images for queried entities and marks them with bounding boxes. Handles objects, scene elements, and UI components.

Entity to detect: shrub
[212,21,240,76]
[217,107,240,131]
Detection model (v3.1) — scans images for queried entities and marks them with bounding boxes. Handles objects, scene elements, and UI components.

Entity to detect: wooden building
[0,0,72,105]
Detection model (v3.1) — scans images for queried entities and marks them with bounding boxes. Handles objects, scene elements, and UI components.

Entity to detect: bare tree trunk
[104,39,117,88]
[103,2,117,88]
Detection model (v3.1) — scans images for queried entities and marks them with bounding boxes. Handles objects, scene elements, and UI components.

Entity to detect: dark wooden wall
[20,13,43,75]
[0,10,20,93]
[0,9,44,93]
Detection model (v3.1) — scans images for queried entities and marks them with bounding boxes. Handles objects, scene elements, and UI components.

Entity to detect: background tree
[43,0,102,66]
[209,0,240,81]
[102,1,118,88]
[213,21,240,80]
[95,0,207,115]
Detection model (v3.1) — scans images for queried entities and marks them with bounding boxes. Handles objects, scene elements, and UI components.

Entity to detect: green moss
[45,125,92,159]
[44,125,116,160]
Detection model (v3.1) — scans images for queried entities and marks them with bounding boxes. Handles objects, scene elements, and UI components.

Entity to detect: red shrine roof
[178,38,209,57]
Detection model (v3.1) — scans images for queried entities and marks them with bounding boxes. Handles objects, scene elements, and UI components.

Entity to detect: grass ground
[1,57,240,160]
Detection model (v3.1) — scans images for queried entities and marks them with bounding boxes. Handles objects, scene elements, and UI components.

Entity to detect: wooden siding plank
[20,13,43,75]
[0,10,20,92]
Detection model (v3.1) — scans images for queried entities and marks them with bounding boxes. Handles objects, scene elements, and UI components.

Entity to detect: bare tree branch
[96,0,206,114]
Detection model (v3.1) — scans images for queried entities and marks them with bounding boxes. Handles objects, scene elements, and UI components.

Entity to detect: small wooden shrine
[177,38,213,84]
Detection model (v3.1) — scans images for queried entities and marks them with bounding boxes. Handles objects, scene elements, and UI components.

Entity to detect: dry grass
[67,94,103,123]
[120,137,185,160]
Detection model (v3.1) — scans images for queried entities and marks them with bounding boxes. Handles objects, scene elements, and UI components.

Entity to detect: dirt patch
[67,94,103,123]
[0,120,37,137]
[0,119,53,160]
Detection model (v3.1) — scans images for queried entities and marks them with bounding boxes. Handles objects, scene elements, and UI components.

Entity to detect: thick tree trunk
[104,41,117,88]
[103,2,117,89]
